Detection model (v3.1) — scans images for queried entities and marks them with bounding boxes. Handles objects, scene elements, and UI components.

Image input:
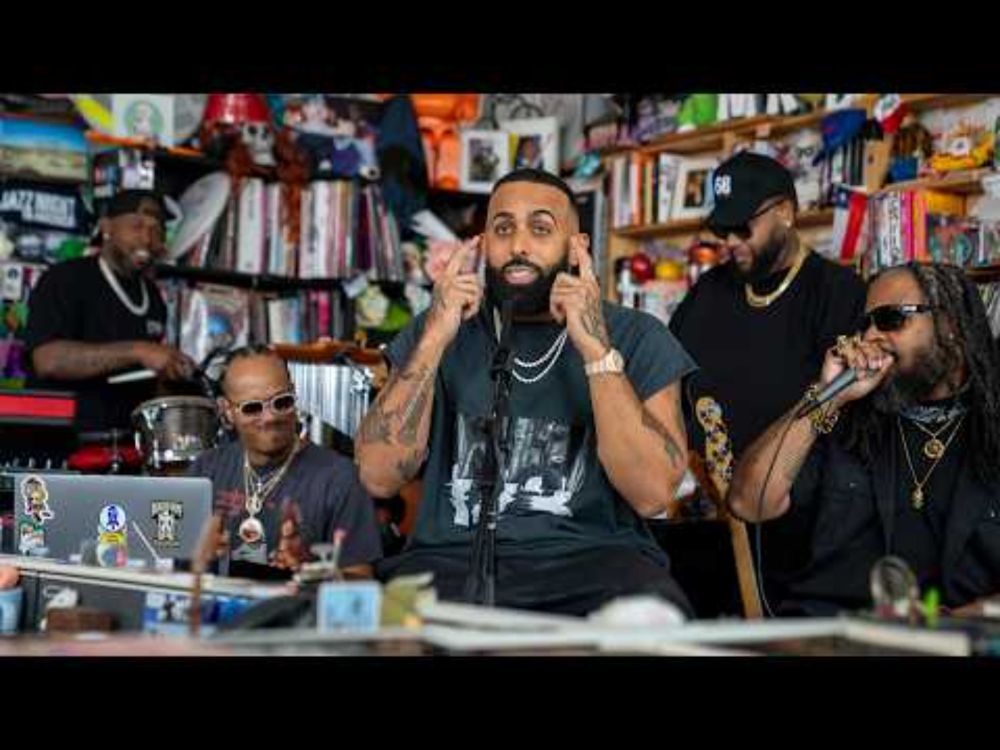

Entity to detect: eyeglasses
[859,304,934,333]
[230,391,297,418]
[707,199,784,241]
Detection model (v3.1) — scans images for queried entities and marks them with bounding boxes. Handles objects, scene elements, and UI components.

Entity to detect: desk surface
[1,554,291,600]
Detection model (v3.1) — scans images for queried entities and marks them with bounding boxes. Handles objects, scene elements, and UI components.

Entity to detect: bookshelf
[613,207,836,241]
[875,167,994,196]
[601,94,1000,298]
[154,263,410,295]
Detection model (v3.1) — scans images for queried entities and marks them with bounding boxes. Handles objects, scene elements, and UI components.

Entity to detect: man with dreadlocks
[728,262,1000,616]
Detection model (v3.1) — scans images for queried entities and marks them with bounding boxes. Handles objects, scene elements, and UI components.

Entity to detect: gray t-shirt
[385,302,697,562]
[187,441,382,567]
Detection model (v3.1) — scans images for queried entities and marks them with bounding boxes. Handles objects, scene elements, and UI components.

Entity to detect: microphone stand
[464,301,515,607]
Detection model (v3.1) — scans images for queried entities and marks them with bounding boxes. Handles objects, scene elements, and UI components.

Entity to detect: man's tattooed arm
[356,351,440,495]
[32,340,143,380]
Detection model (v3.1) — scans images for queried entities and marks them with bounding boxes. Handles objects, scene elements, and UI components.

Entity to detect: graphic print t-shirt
[385,302,697,562]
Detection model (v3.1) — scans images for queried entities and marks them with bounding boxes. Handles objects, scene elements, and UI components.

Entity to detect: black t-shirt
[385,302,697,562]
[669,251,867,456]
[890,417,965,593]
[187,440,382,568]
[23,255,168,433]
[669,251,866,602]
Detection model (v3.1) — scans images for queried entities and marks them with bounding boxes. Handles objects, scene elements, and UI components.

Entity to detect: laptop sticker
[151,501,183,548]
[21,475,54,525]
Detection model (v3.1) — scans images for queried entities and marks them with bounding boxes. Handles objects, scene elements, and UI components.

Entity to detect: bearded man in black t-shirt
[24,190,196,434]
[668,152,866,612]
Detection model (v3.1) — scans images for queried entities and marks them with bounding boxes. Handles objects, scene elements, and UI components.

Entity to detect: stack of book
[184,178,403,282]
[608,152,686,228]
[866,189,1000,273]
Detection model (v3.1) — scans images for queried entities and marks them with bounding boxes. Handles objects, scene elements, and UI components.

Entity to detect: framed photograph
[501,117,560,174]
[459,129,510,193]
[671,157,719,221]
[112,94,175,147]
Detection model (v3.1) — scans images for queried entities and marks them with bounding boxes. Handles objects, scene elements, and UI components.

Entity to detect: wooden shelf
[153,263,408,294]
[966,264,1000,283]
[900,93,995,112]
[877,168,995,196]
[603,94,998,159]
[612,207,835,240]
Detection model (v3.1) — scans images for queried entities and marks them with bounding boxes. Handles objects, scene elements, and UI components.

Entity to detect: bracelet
[804,383,839,434]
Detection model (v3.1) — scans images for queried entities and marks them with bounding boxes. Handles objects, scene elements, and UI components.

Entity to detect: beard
[732,226,787,284]
[484,254,570,317]
[872,340,954,415]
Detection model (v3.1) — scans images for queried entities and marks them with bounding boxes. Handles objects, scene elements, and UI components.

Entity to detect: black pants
[375,544,694,618]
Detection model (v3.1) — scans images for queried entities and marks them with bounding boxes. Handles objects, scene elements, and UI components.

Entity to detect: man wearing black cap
[668,151,866,610]
[24,189,196,435]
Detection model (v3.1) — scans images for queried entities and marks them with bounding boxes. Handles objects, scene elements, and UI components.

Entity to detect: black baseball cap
[706,151,797,230]
[103,189,167,222]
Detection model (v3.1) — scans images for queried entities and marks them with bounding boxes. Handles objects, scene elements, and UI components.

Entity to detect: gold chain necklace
[897,414,965,510]
[911,416,958,460]
[744,246,809,308]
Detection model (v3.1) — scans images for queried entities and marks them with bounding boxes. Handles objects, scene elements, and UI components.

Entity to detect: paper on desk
[410,210,458,242]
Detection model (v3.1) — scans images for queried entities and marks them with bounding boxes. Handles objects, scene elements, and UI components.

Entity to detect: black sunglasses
[231,391,297,418]
[859,304,934,333]
[707,199,784,241]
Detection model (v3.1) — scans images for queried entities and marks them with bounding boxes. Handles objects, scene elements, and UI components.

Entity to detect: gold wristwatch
[584,348,625,376]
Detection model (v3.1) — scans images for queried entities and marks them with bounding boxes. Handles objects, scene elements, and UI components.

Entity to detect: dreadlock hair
[839,262,1000,485]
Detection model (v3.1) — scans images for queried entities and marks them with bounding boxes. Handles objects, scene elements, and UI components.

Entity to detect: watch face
[610,350,624,370]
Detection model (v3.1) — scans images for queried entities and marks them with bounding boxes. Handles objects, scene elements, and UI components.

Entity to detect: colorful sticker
[96,529,127,568]
[18,522,45,554]
[20,475,53,525]
[98,504,127,534]
[151,501,183,548]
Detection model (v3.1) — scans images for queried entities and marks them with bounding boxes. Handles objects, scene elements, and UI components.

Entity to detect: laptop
[12,472,212,566]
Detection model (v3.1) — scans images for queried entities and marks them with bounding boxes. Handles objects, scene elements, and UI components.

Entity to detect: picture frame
[111,94,175,147]
[500,116,560,174]
[671,156,719,221]
[459,129,511,193]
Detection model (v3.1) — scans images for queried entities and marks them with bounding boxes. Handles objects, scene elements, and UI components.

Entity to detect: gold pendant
[923,438,945,460]
[238,516,265,545]
[911,486,925,510]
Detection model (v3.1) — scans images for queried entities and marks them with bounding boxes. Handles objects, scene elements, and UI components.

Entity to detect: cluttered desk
[3,548,1000,657]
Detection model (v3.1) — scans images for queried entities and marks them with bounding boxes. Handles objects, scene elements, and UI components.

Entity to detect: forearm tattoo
[46,341,135,379]
[357,362,435,448]
[641,408,685,470]
[395,447,426,482]
[581,292,610,349]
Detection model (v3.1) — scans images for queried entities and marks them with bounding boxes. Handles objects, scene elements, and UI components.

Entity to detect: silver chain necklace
[493,308,568,385]
[98,256,149,316]
[238,443,300,546]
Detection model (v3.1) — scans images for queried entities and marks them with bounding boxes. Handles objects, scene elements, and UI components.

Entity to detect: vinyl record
[168,172,231,261]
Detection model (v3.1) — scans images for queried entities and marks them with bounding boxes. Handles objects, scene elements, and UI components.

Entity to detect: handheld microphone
[796,367,865,419]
